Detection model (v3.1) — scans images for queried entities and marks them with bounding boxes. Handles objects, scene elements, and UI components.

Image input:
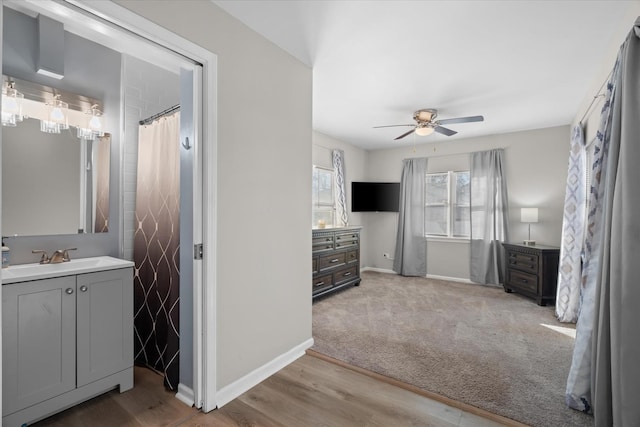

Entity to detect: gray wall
[312,130,367,255]
[115,0,313,391]
[365,125,571,280]
[2,7,121,263]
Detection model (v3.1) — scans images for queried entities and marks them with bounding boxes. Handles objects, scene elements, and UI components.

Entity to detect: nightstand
[502,243,560,306]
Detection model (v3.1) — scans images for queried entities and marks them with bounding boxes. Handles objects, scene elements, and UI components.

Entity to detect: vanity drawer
[507,269,538,294]
[319,252,346,271]
[346,250,358,263]
[334,265,358,286]
[312,274,333,294]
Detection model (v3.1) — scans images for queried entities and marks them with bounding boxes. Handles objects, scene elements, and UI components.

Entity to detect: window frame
[425,170,470,240]
[312,165,336,228]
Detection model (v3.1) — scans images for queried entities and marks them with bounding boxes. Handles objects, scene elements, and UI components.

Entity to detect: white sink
[2,256,134,284]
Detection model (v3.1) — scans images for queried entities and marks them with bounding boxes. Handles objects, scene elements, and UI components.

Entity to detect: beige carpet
[312,271,593,427]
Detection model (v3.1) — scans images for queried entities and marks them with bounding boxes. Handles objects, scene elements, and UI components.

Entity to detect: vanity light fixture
[77,104,104,140]
[40,94,69,133]
[1,80,24,127]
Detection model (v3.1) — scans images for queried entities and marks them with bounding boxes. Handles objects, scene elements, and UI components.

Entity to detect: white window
[312,166,335,228]
[425,171,470,238]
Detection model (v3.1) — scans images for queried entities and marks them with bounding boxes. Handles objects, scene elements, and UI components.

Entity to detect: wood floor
[33,353,511,427]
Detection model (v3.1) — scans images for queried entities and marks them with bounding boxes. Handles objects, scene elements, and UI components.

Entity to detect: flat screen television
[351,182,400,212]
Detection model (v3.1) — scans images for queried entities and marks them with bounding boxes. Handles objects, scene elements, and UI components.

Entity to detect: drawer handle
[343,272,351,277]
[330,258,340,263]
[80,285,88,292]
[520,278,528,284]
[65,288,74,295]
[326,238,331,242]
[315,281,325,287]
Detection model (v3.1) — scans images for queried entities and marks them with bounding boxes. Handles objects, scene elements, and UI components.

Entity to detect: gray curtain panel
[565,53,620,415]
[469,149,509,285]
[332,149,349,227]
[393,157,427,276]
[591,18,640,425]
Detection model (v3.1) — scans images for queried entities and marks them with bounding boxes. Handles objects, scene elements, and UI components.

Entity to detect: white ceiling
[213,1,635,150]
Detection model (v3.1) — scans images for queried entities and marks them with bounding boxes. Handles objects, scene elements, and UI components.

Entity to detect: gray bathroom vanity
[2,256,134,426]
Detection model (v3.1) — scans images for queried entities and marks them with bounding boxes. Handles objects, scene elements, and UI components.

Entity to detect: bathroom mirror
[2,117,110,236]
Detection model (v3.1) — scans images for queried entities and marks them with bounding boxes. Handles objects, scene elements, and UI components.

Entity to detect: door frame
[1,0,219,411]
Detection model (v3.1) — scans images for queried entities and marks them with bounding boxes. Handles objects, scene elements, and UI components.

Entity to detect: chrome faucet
[32,248,77,264]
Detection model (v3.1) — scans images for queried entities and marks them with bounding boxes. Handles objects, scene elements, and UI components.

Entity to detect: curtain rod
[403,147,508,160]
[139,104,180,126]
[579,68,614,125]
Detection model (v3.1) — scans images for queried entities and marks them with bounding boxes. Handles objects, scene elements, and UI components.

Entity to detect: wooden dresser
[502,243,560,306]
[312,226,361,299]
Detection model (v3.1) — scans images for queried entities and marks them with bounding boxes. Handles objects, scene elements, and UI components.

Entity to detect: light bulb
[89,115,102,131]
[50,107,65,121]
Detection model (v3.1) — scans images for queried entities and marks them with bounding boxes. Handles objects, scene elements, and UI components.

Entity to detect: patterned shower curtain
[555,125,586,323]
[133,112,181,390]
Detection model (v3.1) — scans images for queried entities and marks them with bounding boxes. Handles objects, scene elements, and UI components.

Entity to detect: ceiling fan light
[415,126,434,136]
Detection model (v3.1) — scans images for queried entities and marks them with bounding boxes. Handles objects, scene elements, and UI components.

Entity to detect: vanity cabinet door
[76,268,133,388]
[2,277,76,416]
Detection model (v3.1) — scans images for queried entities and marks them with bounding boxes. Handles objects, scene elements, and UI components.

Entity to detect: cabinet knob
[65,288,74,295]
[80,285,88,292]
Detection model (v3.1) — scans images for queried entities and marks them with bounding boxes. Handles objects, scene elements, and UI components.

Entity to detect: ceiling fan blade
[373,124,414,128]
[437,115,484,125]
[434,126,457,136]
[394,129,416,140]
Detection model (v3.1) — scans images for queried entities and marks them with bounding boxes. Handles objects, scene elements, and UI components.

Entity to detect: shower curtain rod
[139,104,180,126]
[579,68,614,125]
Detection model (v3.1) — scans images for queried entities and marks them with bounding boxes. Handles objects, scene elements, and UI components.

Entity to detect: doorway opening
[0,0,217,412]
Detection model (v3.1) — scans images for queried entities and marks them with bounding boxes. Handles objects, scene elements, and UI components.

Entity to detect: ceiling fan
[374,109,484,140]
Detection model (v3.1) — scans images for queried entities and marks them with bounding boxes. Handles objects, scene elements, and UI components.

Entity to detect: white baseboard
[426,274,474,284]
[361,267,396,274]
[175,383,195,407]
[215,337,314,408]
[361,267,473,284]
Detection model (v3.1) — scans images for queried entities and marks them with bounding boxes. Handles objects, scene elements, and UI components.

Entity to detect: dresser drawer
[312,235,334,253]
[507,269,538,294]
[334,265,358,286]
[319,252,346,270]
[313,274,333,294]
[312,227,362,300]
[346,250,358,263]
[335,232,358,249]
[507,250,539,273]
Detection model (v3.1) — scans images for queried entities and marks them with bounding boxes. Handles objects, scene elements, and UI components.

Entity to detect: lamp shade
[521,207,539,223]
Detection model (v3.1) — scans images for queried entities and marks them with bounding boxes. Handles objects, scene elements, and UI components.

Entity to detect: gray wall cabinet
[2,267,133,426]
